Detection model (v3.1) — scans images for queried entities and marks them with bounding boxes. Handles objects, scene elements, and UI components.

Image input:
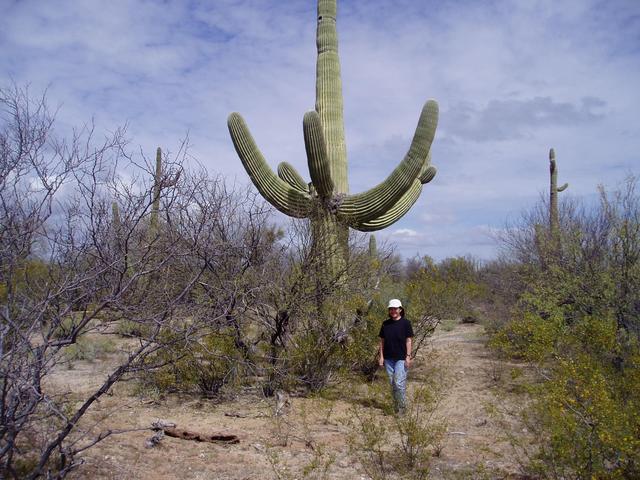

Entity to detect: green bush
[115,319,148,338]
[491,177,640,478]
[345,297,387,379]
[48,315,79,339]
[64,336,116,363]
[144,331,241,398]
[526,345,640,479]
[406,257,487,319]
[493,307,640,477]
[347,383,447,480]
[489,310,562,363]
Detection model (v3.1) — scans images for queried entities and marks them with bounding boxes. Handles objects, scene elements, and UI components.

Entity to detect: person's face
[388,307,401,320]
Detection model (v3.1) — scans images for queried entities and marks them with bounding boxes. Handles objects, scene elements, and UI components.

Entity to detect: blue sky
[2,0,639,260]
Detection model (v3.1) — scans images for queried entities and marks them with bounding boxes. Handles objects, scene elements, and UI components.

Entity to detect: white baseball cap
[387,299,402,308]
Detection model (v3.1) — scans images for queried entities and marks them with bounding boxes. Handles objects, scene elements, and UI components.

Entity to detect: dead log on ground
[145,420,240,447]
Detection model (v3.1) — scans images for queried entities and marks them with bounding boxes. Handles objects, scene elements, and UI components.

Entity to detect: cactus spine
[549,148,568,252]
[228,0,438,279]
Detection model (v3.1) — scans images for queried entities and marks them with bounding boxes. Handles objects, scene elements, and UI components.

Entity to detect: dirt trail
[426,323,525,478]
[60,322,524,479]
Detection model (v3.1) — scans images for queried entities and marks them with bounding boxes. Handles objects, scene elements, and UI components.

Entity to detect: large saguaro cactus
[228,0,438,278]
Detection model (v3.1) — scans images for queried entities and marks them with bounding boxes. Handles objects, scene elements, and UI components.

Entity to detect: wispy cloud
[1,0,639,261]
[444,96,606,142]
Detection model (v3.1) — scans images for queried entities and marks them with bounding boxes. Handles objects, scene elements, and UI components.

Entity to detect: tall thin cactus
[112,201,122,253]
[228,0,438,281]
[149,147,163,235]
[367,234,381,292]
[149,147,180,238]
[549,148,568,252]
[112,202,121,235]
[368,235,377,259]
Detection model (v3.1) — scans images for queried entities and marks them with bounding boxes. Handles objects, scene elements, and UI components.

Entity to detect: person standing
[378,299,414,414]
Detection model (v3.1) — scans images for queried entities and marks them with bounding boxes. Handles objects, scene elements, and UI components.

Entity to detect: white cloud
[2,0,639,261]
[392,228,421,238]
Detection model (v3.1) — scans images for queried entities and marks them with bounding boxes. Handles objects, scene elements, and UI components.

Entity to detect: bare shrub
[0,84,282,478]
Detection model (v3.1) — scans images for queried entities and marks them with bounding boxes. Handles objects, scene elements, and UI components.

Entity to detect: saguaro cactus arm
[419,151,437,184]
[352,155,437,232]
[277,162,308,192]
[549,148,569,192]
[303,111,334,198]
[337,100,438,223]
[228,112,312,218]
[419,166,437,184]
[351,179,423,232]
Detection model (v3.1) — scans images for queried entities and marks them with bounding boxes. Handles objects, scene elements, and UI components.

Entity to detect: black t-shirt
[378,317,414,360]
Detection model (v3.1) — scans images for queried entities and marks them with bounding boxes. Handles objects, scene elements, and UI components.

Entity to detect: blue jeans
[383,359,407,412]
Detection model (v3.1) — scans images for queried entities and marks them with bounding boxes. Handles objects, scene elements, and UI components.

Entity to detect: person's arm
[405,336,412,368]
[378,338,384,366]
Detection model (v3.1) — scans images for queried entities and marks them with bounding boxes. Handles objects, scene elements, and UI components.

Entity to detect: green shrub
[115,319,148,338]
[144,331,241,398]
[288,309,349,392]
[64,336,116,362]
[345,298,386,379]
[347,383,447,480]
[526,346,640,479]
[494,308,640,478]
[48,315,81,340]
[404,256,487,325]
[489,310,562,363]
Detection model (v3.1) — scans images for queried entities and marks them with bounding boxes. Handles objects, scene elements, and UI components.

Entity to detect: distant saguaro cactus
[112,202,121,233]
[149,147,180,237]
[368,235,378,259]
[549,148,568,251]
[228,0,438,280]
[112,201,122,251]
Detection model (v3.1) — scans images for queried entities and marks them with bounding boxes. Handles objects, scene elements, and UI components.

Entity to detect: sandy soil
[426,324,530,478]
[54,322,530,479]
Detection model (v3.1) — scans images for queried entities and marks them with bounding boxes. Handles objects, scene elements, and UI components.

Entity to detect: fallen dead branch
[145,420,240,448]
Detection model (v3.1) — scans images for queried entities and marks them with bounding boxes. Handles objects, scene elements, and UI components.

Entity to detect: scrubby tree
[0,84,287,478]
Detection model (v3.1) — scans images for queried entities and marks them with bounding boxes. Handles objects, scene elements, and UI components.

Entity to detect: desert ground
[50,322,532,479]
